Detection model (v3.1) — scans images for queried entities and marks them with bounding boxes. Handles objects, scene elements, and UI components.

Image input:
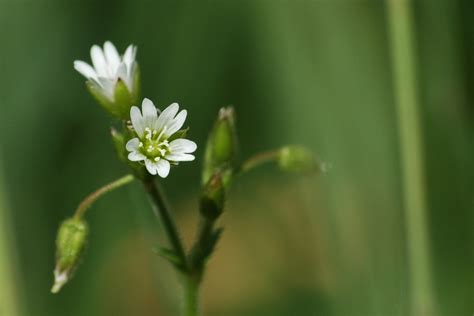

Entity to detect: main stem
[142,178,202,315]
[183,274,200,316]
[386,1,435,315]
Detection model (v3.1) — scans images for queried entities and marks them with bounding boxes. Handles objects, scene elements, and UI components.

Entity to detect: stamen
[154,157,161,162]
[158,140,169,147]
[156,126,168,142]
[139,142,143,147]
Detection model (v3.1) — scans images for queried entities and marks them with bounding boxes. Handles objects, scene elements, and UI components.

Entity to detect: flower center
[139,127,170,161]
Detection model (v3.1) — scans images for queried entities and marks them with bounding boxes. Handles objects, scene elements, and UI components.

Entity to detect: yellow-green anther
[278,145,319,174]
[51,218,88,294]
[202,107,238,185]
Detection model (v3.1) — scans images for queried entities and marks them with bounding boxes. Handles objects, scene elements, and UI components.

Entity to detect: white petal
[166,110,187,137]
[125,138,140,151]
[90,45,108,77]
[165,153,195,162]
[141,98,158,127]
[123,44,136,67]
[156,159,170,178]
[145,159,157,175]
[124,62,135,91]
[169,139,197,153]
[116,62,127,81]
[155,103,179,131]
[73,61,97,80]
[104,41,120,75]
[130,106,145,137]
[128,151,146,162]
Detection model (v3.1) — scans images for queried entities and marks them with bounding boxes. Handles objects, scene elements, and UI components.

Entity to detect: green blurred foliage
[0,1,472,316]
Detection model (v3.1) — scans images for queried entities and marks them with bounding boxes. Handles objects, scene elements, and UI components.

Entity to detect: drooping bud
[51,218,88,293]
[278,145,320,174]
[200,173,225,220]
[202,107,238,186]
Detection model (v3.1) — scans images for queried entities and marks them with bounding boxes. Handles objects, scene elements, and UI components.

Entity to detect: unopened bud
[51,218,88,293]
[202,107,238,185]
[200,174,225,220]
[278,145,319,174]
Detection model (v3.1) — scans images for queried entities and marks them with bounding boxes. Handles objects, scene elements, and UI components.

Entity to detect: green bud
[51,218,88,293]
[278,145,319,174]
[200,174,225,220]
[202,107,238,185]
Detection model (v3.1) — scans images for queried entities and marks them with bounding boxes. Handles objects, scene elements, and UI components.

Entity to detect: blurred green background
[0,1,473,315]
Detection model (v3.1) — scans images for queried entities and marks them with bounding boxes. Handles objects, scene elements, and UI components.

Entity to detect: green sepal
[86,81,118,117]
[85,64,140,120]
[52,217,88,293]
[55,218,88,273]
[113,79,134,119]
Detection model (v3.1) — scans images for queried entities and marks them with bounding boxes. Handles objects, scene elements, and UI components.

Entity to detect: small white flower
[74,41,137,101]
[126,98,197,177]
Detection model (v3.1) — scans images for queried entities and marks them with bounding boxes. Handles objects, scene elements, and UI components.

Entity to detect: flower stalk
[74,174,135,220]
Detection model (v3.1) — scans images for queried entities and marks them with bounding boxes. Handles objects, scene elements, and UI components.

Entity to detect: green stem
[142,178,187,268]
[386,1,435,315]
[74,174,134,219]
[189,217,214,269]
[183,274,200,316]
[240,149,280,173]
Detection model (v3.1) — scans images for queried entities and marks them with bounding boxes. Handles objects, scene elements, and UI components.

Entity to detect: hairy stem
[386,0,436,315]
[183,274,200,316]
[142,178,187,268]
[240,149,280,173]
[74,174,134,219]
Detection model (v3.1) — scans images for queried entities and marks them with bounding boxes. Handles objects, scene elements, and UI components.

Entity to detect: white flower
[126,98,197,177]
[74,41,137,101]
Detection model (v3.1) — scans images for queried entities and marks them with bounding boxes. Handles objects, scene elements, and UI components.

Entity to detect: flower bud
[51,218,88,293]
[202,107,238,186]
[278,145,319,174]
[200,173,225,220]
